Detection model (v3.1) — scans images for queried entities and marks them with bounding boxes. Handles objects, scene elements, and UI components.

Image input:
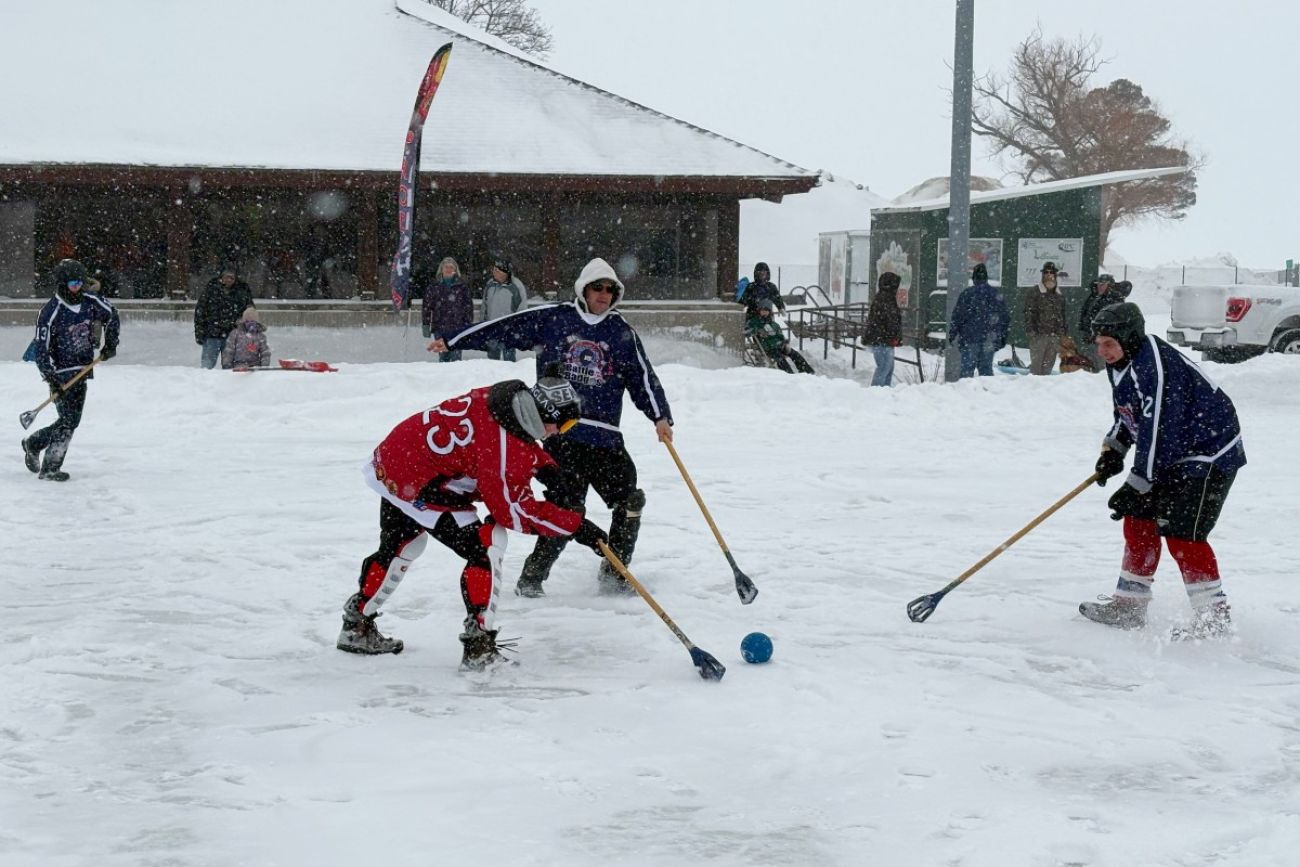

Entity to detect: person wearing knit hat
[426,257,673,598]
[481,257,527,361]
[949,261,1010,378]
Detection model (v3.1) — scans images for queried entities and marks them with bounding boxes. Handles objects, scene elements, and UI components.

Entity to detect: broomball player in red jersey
[336,376,609,670]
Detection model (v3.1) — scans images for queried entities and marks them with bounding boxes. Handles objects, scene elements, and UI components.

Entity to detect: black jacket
[739,280,785,317]
[1076,281,1132,337]
[861,288,902,346]
[194,278,254,342]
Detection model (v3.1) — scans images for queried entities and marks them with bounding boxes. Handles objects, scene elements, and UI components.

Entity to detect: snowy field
[2,318,1299,867]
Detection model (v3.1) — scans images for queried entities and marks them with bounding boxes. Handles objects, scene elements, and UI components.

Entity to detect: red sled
[278,359,338,372]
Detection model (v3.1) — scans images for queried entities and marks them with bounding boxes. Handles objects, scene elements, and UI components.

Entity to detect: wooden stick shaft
[599,542,695,651]
[30,359,99,413]
[937,474,1100,595]
[663,440,730,553]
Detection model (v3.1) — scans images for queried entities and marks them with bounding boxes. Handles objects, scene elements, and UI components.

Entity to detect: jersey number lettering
[422,395,474,455]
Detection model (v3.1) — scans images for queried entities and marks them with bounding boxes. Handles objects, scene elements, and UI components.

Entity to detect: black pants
[28,381,88,472]
[358,500,492,614]
[1126,466,1236,541]
[521,437,641,581]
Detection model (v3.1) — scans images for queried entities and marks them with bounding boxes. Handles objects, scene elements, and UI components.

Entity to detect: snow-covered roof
[741,174,890,264]
[891,175,1004,205]
[873,167,1188,214]
[0,0,814,182]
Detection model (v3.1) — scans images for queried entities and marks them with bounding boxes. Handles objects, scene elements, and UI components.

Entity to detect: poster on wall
[827,233,847,305]
[937,238,1003,286]
[1017,238,1084,287]
[871,229,920,317]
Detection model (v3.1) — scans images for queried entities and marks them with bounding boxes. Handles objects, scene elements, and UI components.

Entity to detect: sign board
[1017,238,1084,287]
[937,238,1003,287]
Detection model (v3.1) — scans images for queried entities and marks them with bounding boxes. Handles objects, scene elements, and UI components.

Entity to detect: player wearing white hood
[428,258,673,596]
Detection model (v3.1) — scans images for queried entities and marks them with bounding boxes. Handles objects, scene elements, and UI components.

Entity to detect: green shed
[868,167,1186,347]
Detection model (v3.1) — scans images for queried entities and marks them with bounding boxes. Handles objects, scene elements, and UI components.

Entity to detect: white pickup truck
[1167,284,1300,362]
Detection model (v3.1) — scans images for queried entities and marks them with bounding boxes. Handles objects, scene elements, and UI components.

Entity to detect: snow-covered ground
[3,319,1298,866]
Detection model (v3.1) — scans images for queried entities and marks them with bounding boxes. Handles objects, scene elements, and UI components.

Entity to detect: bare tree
[428,0,553,59]
[972,29,1200,258]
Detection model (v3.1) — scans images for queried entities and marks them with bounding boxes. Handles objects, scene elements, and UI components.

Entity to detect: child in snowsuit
[746,300,814,374]
[221,307,271,369]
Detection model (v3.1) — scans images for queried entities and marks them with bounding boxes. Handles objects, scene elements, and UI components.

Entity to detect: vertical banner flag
[389,43,453,313]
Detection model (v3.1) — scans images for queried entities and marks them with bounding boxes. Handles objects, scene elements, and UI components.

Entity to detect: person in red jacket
[336,376,609,670]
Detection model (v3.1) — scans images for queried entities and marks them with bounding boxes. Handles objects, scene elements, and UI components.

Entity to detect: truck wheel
[1271,328,1300,354]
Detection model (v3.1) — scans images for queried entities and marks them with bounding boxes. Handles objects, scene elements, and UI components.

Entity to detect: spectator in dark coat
[420,256,473,362]
[949,263,1010,379]
[194,264,254,369]
[738,262,785,318]
[1077,274,1131,371]
[862,271,904,387]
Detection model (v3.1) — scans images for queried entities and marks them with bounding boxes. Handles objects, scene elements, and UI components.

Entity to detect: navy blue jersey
[1104,334,1245,491]
[32,293,121,385]
[445,302,671,448]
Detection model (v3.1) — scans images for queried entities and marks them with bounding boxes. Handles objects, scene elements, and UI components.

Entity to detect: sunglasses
[587,283,617,294]
[66,279,84,289]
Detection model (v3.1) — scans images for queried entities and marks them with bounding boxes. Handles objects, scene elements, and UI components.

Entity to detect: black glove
[535,463,575,495]
[1094,449,1124,486]
[99,346,117,361]
[195,338,203,346]
[1107,484,1148,522]
[572,518,609,555]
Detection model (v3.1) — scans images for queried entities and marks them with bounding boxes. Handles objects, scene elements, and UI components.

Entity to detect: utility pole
[945,0,974,382]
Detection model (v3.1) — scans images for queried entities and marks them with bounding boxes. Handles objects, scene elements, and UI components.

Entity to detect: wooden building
[0,0,815,303]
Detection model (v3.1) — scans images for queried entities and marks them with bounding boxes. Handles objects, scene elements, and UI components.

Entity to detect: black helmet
[1091,302,1146,359]
[53,258,88,288]
[530,376,582,432]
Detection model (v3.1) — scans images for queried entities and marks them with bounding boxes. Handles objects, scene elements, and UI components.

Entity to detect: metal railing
[784,299,927,381]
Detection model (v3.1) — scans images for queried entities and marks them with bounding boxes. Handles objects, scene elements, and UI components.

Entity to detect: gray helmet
[1091,302,1146,359]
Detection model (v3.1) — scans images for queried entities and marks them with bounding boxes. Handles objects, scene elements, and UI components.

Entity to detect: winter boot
[1170,601,1233,641]
[39,440,70,482]
[336,593,404,655]
[458,617,508,671]
[38,470,71,482]
[514,563,547,598]
[1078,596,1148,630]
[21,438,40,474]
[596,561,637,596]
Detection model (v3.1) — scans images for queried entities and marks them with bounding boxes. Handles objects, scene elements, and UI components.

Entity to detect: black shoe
[38,469,71,482]
[21,438,40,474]
[336,593,404,654]
[515,577,546,598]
[596,561,637,596]
[1078,596,1148,630]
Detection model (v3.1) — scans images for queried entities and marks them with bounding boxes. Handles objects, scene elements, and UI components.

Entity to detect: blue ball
[740,632,773,664]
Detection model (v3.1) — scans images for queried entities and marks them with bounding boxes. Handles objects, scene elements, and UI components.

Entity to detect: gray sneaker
[1171,602,1233,641]
[1079,596,1148,630]
[336,593,404,655]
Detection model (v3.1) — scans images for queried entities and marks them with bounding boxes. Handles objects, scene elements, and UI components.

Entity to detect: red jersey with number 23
[370,386,581,536]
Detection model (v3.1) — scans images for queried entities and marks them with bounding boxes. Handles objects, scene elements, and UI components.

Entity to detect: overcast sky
[530,0,1296,268]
